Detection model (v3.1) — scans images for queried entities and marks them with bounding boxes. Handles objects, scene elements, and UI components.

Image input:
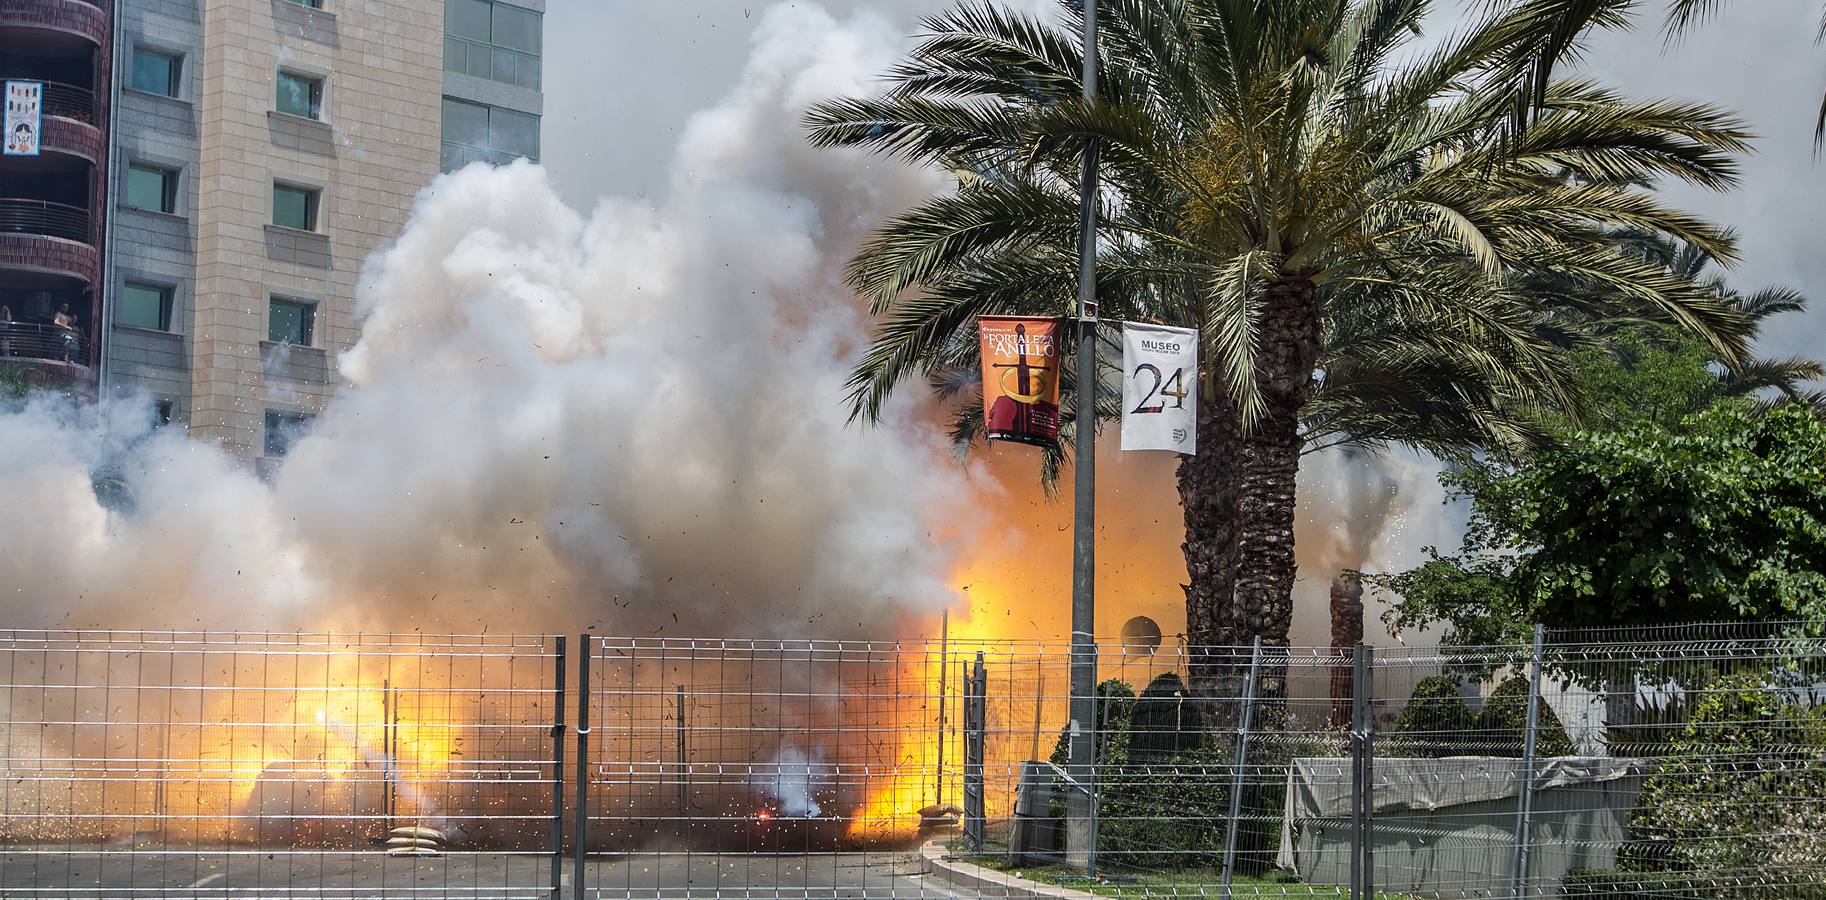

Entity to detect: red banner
[978,316,1062,450]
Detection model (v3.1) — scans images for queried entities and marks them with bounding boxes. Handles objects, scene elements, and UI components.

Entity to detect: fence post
[1361,646,1375,900]
[573,637,592,900]
[1510,624,1547,900]
[676,684,688,827]
[1220,637,1264,900]
[1349,644,1371,900]
[550,636,567,898]
[963,652,987,852]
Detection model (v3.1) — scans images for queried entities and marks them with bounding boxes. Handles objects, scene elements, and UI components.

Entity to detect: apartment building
[0,0,542,464]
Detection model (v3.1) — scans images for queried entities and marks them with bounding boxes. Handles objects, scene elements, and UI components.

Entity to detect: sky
[540,0,1826,365]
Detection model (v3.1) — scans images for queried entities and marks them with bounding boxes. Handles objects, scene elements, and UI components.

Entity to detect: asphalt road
[0,846,958,899]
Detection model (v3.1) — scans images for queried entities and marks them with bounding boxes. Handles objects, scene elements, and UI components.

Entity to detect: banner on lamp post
[3,82,41,157]
[978,315,1063,450]
[1121,322,1198,454]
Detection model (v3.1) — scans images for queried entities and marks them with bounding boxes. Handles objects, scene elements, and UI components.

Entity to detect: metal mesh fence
[0,626,1821,898]
[0,631,565,898]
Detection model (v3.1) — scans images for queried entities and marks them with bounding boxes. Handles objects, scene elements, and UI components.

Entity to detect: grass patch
[945,844,1415,899]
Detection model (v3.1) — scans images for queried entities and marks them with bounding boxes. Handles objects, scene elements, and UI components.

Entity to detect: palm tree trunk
[1236,275,1322,698]
[1179,382,1240,707]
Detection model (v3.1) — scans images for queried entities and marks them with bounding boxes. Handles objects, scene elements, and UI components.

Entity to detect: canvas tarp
[1276,756,1649,898]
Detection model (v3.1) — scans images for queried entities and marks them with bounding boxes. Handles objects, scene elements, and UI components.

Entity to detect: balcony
[0,199,98,285]
[0,198,90,244]
[0,1,109,50]
[0,321,87,368]
[34,80,94,124]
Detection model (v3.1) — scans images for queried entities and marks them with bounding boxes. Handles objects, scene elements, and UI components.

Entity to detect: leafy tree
[808,0,1750,677]
[1376,404,1826,641]
[1561,231,1824,432]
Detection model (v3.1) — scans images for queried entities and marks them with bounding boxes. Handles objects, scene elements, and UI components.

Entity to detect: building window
[125,164,177,214]
[268,297,315,345]
[118,282,173,331]
[440,97,540,171]
[264,410,313,458]
[272,183,319,231]
[275,71,323,120]
[130,48,179,98]
[154,400,173,426]
[281,0,324,8]
[445,0,542,90]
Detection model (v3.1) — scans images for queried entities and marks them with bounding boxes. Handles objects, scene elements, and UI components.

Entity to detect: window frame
[271,182,320,232]
[444,0,542,90]
[125,163,178,214]
[439,96,540,172]
[129,47,181,98]
[118,281,174,332]
[263,410,313,458]
[275,69,325,120]
[267,296,316,346]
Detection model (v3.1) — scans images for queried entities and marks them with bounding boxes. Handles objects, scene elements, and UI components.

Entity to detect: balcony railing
[0,81,93,124]
[0,321,88,367]
[38,81,94,124]
[0,198,91,244]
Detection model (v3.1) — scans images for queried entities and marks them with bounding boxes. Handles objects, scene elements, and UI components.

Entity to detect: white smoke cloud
[0,4,978,636]
[759,748,828,818]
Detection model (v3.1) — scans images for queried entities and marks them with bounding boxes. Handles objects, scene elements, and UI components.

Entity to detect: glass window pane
[441,97,489,147]
[131,50,176,97]
[489,107,538,159]
[126,166,172,213]
[491,4,540,54]
[273,185,314,230]
[491,50,517,86]
[446,0,491,41]
[444,37,465,73]
[516,55,541,90]
[467,46,493,79]
[268,298,314,345]
[119,283,170,330]
[276,72,321,119]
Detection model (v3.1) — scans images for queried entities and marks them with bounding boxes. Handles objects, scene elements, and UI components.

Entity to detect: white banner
[4,81,42,157]
[1121,322,1198,454]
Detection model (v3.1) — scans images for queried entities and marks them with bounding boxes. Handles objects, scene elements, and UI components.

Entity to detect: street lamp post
[1065,0,1100,875]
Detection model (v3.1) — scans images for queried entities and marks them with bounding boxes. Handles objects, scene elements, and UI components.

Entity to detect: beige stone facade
[187,0,443,456]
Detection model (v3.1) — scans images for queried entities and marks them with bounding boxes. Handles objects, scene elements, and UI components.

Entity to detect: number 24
[1132,364,1188,414]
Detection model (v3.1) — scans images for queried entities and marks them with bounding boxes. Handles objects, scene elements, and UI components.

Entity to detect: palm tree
[1525,0,1826,145]
[808,0,1751,678]
[1609,229,1825,411]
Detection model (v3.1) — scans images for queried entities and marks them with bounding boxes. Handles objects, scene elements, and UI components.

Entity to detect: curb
[920,841,1100,900]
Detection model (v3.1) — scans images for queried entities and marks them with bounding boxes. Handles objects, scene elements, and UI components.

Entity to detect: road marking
[187,873,225,888]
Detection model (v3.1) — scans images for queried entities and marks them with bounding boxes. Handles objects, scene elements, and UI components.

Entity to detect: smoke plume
[0,5,974,638]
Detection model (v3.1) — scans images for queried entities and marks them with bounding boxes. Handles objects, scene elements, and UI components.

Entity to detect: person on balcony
[52,303,77,363]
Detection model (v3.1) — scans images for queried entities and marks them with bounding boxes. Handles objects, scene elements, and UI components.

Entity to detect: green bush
[1475,675,1576,756]
[1624,675,1826,899]
[1127,673,1208,761]
[1385,675,1476,757]
[1050,679,1137,767]
[1097,743,1230,870]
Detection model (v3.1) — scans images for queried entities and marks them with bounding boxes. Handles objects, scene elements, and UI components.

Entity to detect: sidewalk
[920,841,1101,900]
